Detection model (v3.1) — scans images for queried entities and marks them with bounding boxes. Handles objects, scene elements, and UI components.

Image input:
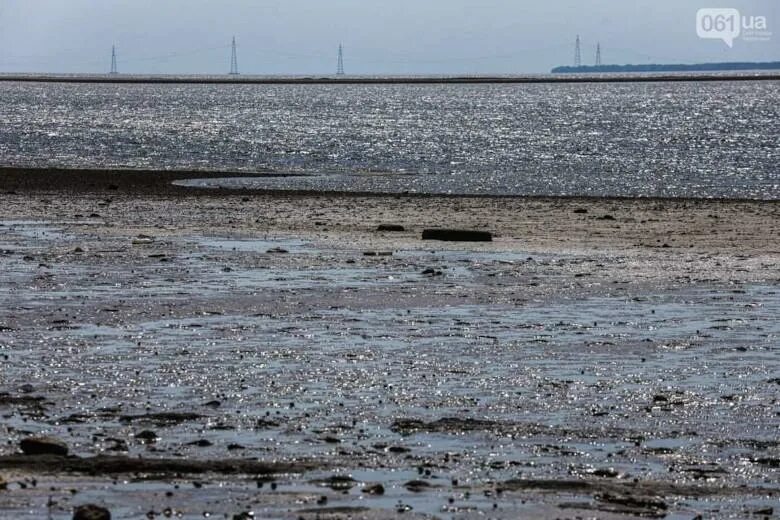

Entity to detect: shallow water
[1,80,778,198]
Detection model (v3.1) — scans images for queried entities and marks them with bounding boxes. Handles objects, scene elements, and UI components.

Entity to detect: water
[1,79,778,198]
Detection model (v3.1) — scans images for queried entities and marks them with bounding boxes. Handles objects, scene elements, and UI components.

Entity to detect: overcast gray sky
[0,0,776,74]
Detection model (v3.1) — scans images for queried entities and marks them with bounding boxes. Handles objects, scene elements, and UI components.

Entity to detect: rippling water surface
[1,80,778,198]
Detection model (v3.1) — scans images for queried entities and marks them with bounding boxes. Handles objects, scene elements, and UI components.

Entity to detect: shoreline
[2,166,779,203]
[1,73,779,85]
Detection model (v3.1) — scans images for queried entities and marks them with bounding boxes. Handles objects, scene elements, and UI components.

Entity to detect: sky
[0,0,777,75]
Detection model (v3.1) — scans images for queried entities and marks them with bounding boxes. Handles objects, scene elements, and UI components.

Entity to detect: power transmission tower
[595,42,602,66]
[110,45,118,74]
[229,36,239,75]
[574,35,581,67]
[336,44,345,75]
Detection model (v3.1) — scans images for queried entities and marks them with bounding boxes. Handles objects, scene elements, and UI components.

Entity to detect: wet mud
[0,184,778,518]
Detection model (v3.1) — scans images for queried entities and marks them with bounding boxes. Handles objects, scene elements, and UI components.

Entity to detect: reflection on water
[1,80,778,198]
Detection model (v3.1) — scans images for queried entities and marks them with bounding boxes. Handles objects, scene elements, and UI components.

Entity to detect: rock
[313,475,357,491]
[753,457,780,467]
[573,208,588,214]
[376,224,405,232]
[20,436,69,456]
[422,268,443,276]
[106,439,128,452]
[598,214,616,221]
[256,419,281,429]
[404,480,434,492]
[362,483,385,495]
[363,251,392,257]
[591,468,619,478]
[187,439,213,447]
[266,247,288,254]
[596,493,667,511]
[388,446,411,453]
[119,412,202,425]
[135,430,159,443]
[392,417,500,434]
[422,229,492,242]
[73,504,111,520]
[132,235,155,245]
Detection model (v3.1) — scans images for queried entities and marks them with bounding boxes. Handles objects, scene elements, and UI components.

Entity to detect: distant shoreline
[552,61,780,74]
[0,72,778,85]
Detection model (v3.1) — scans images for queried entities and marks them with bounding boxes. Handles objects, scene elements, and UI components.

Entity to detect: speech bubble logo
[697,8,741,47]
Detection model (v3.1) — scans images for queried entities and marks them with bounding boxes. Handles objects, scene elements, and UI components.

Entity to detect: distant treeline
[552,61,780,74]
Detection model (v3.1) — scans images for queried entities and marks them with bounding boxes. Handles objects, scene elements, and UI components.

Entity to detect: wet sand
[0,168,779,519]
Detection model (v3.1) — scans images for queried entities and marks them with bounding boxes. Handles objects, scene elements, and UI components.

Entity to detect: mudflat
[0,169,778,519]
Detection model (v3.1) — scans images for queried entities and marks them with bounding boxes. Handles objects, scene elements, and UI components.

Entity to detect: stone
[421,229,492,242]
[135,430,159,443]
[73,504,111,520]
[132,235,155,245]
[376,224,405,232]
[404,480,433,492]
[362,483,385,495]
[20,436,69,456]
